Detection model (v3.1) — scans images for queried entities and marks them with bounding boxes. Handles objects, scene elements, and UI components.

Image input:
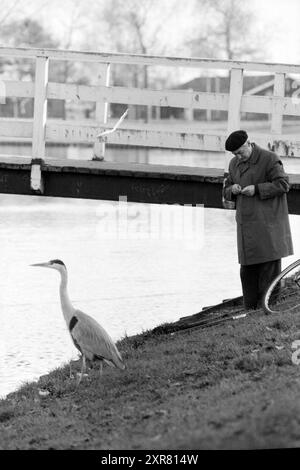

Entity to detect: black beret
[225,130,248,152]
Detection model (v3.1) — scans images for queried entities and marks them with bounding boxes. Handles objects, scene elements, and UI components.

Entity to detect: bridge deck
[1,156,300,214]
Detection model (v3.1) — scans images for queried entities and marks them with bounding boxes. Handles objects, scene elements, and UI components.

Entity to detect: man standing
[223,130,293,310]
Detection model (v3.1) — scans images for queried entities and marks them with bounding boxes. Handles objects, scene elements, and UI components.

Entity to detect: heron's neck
[59,269,75,324]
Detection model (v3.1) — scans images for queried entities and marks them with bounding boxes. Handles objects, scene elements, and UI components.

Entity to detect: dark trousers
[240,259,282,310]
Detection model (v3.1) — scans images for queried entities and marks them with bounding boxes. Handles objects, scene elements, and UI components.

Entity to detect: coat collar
[236,143,260,175]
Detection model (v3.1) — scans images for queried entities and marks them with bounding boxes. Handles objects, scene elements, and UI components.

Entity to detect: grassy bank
[1,307,300,450]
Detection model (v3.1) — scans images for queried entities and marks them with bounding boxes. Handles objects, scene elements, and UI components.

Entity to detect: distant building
[160,74,298,121]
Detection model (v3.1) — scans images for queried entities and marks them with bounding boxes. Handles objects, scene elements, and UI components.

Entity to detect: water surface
[1,146,300,398]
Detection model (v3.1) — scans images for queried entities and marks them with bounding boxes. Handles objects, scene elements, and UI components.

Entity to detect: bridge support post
[32,56,49,159]
[225,69,243,165]
[225,68,244,171]
[93,62,111,161]
[184,88,194,121]
[223,68,244,209]
[271,73,285,135]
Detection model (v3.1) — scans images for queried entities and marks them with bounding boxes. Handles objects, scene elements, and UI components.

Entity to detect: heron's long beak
[30,262,52,268]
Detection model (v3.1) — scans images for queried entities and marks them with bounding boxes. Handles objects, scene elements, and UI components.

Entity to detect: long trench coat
[223,143,293,265]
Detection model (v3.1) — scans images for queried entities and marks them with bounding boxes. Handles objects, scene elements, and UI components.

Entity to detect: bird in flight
[31,259,125,385]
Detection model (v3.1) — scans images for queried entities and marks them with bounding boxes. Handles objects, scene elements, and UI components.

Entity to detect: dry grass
[1,306,300,449]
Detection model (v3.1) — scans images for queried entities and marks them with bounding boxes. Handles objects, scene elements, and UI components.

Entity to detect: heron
[30,259,125,385]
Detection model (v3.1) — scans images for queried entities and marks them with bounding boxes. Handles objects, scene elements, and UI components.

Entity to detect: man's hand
[232,184,242,195]
[241,185,255,197]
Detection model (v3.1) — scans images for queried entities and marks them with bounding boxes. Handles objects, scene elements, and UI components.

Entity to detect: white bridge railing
[0,46,300,165]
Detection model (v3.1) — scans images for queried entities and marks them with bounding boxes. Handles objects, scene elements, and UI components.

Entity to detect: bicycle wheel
[263,259,300,314]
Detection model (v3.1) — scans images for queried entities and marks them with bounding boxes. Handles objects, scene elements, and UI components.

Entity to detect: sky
[50,0,300,65]
[2,0,300,65]
[252,0,300,64]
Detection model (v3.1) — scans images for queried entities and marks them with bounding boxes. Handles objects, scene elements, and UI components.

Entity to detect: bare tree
[95,0,181,121]
[100,0,176,82]
[0,18,59,80]
[189,0,266,61]
[0,17,60,117]
[0,0,24,28]
[55,0,91,83]
[0,0,53,29]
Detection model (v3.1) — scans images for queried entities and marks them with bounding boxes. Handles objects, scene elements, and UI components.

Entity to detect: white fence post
[0,80,6,104]
[225,68,244,171]
[184,88,194,121]
[222,68,244,210]
[271,72,285,134]
[93,63,111,160]
[32,56,49,159]
[206,77,212,121]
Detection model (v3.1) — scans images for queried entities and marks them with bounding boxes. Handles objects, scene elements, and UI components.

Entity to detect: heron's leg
[69,361,72,378]
[99,361,103,377]
[76,355,86,386]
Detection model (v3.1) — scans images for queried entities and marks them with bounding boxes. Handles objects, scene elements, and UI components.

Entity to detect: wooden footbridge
[1,46,300,213]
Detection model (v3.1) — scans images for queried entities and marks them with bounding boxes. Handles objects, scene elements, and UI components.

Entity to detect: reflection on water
[0,146,300,398]
[1,142,300,172]
[0,195,236,397]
